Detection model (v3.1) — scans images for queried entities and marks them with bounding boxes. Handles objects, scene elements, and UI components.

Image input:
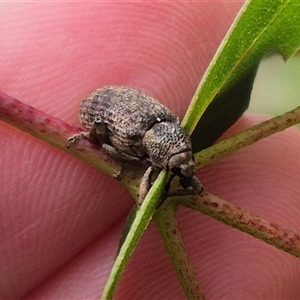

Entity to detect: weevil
[68,86,203,204]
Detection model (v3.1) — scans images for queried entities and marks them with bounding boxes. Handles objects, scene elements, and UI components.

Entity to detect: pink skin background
[1,2,300,299]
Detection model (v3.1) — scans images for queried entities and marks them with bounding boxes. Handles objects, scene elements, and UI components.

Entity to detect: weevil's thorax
[142,122,194,174]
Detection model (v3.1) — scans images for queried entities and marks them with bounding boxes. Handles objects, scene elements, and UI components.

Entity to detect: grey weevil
[68,86,203,204]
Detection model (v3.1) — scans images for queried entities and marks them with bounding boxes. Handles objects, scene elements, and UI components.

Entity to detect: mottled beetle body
[69,86,203,203]
[80,86,179,161]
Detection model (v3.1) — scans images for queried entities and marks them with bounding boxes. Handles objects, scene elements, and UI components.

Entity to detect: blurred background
[249,55,300,128]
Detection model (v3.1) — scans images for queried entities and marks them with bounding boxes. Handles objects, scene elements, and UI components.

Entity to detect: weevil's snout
[179,176,193,189]
[168,151,195,179]
[168,151,203,194]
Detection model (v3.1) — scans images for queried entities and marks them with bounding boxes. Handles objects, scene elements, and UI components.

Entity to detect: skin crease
[1,2,300,299]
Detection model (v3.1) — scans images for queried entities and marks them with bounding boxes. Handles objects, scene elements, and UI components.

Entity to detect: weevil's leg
[102,143,141,180]
[67,117,107,147]
[166,176,204,198]
[67,131,90,148]
[138,166,154,205]
[165,173,177,194]
[112,166,124,181]
[102,144,141,162]
[190,175,204,194]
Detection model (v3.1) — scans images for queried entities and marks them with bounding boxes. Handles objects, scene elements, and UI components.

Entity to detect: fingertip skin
[9,2,300,300]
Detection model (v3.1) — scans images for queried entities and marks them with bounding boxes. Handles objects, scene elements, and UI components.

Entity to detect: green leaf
[116,205,138,256]
[191,65,259,152]
[182,0,300,152]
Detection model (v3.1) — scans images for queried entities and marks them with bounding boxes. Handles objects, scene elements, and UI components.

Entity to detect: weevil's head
[168,150,196,189]
[143,121,195,187]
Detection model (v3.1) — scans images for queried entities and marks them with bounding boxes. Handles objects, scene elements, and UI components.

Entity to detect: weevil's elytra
[69,86,203,203]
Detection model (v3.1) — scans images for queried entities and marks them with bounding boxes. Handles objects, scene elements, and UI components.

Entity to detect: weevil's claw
[113,167,123,181]
[138,166,154,205]
[67,132,90,148]
[67,136,77,148]
[164,175,204,199]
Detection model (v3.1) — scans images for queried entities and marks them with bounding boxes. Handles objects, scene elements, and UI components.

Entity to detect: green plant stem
[177,191,300,258]
[195,105,300,169]
[154,203,205,300]
[102,170,168,300]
